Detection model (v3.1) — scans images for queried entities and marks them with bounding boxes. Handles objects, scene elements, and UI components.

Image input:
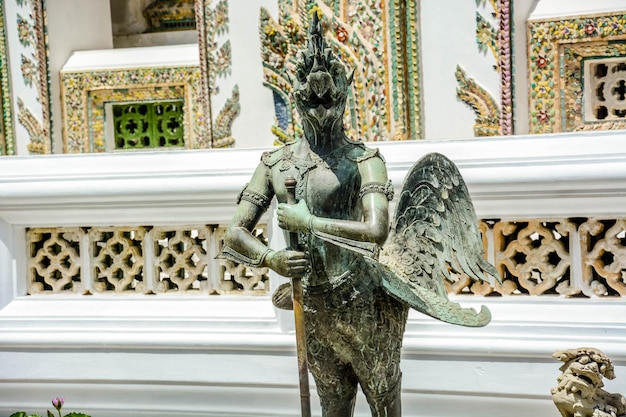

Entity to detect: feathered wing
[377,152,501,327]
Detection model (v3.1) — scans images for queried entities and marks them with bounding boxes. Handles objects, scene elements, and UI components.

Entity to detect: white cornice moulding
[61,43,200,72]
[1,131,626,225]
[0,296,624,362]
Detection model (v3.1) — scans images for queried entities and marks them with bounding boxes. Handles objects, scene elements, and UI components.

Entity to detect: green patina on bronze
[220,15,500,417]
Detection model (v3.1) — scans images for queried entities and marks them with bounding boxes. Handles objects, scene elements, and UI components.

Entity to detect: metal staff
[284,176,311,417]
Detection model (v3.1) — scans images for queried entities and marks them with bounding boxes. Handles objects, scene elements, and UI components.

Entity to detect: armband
[237,183,271,210]
[358,180,394,201]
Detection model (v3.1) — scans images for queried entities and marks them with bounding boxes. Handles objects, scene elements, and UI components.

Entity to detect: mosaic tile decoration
[528,12,626,133]
[15,0,52,154]
[195,0,237,148]
[497,0,513,135]
[61,67,203,153]
[0,2,15,155]
[144,0,196,32]
[259,0,422,145]
[455,64,500,136]
[562,41,626,132]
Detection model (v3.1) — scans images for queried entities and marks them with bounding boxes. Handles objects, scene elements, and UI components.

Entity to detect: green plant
[9,397,90,417]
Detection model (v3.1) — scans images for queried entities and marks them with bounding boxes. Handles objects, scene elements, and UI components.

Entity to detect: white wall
[420,0,500,139]
[512,0,539,135]
[214,0,278,148]
[46,0,113,152]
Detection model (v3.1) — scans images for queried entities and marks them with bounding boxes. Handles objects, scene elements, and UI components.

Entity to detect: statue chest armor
[271,144,364,290]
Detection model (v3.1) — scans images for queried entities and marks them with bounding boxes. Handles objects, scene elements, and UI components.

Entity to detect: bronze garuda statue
[219,13,500,417]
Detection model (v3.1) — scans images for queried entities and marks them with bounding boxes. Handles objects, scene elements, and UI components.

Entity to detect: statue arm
[222,163,275,267]
[222,163,309,277]
[277,155,390,246]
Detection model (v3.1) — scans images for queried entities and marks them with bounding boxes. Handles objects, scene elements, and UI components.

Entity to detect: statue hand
[277,199,312,233]
[266,249,309,278]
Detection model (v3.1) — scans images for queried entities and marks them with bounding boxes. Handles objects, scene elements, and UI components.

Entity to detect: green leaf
[47,411,55,417]
[64,413,91,417]
[9,413,42,417]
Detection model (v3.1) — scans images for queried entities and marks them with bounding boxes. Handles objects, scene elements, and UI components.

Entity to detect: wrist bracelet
[308,215,316,233]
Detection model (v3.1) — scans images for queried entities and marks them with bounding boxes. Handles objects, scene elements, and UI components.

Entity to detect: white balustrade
[1,131,625,417]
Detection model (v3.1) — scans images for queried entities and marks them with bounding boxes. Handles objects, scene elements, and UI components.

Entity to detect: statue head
[292,12,353,144]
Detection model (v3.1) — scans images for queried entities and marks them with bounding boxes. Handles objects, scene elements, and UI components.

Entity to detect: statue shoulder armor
[260,145,286,168]
[345,143,383,164]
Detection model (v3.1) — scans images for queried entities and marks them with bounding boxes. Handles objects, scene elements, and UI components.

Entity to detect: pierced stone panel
[493,220,574,296]
[153,227,211,293]
[448,220,577,297]
[580,219,626,297]
[215,225,269,295]
[23,220,626,298]
[90,227,146,294]
[27,228,83,294]
[112,100,185,150]
[585,58,626,123]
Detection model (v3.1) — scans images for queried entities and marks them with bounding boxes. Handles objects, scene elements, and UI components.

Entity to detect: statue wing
[378,152,501,327]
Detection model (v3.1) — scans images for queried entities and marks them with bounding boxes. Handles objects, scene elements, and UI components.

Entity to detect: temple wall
[1,1,626,416]
[47,0,113,152]
[421,0,499,139]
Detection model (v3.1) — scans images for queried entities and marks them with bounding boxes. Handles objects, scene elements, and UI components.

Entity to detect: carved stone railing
[27,225,268,295]
[448,218,626,297]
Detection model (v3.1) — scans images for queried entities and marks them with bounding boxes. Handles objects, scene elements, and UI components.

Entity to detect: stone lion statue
[552,347,626,417]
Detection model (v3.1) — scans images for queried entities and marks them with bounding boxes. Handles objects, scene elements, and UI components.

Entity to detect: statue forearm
[309,206,388,246]
[309,191,390,247]
[222,224,272,268]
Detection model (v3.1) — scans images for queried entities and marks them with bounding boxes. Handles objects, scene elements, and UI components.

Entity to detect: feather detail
[380,152,501,327]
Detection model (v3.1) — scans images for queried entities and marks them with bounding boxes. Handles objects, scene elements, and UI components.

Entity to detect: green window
[113,101,184,149]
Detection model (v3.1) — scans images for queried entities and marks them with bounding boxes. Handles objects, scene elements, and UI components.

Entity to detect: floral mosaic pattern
[195,0,237,148]
[144,0,196,32]
[15,0,52,154]
[528,13,626,133]
[0,3,15,155]
[212,85,240,148]
[61,67,203,153]
[259,0,421,145]
[455,65,500,137]
[60,0,239,153]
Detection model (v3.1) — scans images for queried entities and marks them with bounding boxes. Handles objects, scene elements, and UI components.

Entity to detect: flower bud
[52,397,64,411]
